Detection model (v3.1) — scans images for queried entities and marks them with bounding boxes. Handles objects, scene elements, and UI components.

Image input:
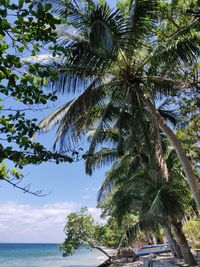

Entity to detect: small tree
[60,208,123,260]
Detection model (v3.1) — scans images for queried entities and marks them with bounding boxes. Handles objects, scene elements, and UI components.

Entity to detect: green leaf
[19,0,24,9]
[45,3,52,12]
[17,46,25,53]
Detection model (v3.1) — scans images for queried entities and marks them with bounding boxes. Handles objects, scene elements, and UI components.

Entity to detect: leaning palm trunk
[164,226,182,259]
[142,94,200,211]
[172,221,197,266]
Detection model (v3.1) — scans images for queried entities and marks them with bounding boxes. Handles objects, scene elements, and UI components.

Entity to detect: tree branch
[0,177,51,197]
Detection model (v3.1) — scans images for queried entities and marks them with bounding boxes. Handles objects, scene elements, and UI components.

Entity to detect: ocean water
[0,243,107,267]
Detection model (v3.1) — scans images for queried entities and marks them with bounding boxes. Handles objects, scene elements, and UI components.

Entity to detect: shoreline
[106,255,200,267]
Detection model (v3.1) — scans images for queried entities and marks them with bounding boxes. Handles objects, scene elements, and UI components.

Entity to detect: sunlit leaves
[0,0,74,187]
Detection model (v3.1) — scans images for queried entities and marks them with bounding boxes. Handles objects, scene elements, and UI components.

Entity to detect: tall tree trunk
[172,221,197,266]
[164,226,182,259]
[143,95,200,210]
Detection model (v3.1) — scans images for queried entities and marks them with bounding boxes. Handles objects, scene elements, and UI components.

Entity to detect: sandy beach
[109,253,200,267]
[110,260,145,267]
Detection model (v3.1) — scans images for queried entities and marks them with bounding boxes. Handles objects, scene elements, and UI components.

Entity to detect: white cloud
[0,201,102,243]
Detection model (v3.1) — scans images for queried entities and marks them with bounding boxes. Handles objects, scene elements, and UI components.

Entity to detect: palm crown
[37,0,200,208]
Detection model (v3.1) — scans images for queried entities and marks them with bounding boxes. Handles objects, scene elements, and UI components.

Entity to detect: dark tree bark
[172,221,197,266]
[164,226,182,259]
[143,94,200,211]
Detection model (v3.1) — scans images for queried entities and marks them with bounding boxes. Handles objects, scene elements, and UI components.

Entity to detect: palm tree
[81,105,196,264]
[69,103,193,263]
[37,0,200,208]
[98,145,197,265]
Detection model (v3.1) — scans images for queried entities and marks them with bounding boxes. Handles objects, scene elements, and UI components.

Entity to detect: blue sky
[0,85,109,243]
[0,0,116,243]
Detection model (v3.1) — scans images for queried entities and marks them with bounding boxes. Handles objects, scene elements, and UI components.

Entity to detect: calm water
[0,243,107,267]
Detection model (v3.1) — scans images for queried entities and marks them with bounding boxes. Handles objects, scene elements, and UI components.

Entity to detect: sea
[0,243,107,267]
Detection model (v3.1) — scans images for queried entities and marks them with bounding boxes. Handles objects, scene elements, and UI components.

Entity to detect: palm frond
[87,101,116,156]
[97,170,116,202]
[129,0,159,49]
[134,92,153,156]
[145,76,183,98]
[52,79,106,150]
[146,190,165,219]
[97,153,132,201]
[126,167,155,189]
[158,109,178,126]
[48,50,107,93]
[38,99,76,133]
[153,33,200,66]
[89,4,132,55]
[85,148,118,175]
[56,2,133,72]
[87,127,119,146]
[166,149,178,171]
[51,0,91,27]
[57,30,86,46]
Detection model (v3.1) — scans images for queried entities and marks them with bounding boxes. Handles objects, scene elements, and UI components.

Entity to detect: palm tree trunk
[172,221,197,266]
[164,226,182,259]
[143,95,200,210]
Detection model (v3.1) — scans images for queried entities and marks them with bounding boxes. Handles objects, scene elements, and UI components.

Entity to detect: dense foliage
[0,0,75,194]
[37,0,200,206]
[60,208,123,258]
[183,220,200,249]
